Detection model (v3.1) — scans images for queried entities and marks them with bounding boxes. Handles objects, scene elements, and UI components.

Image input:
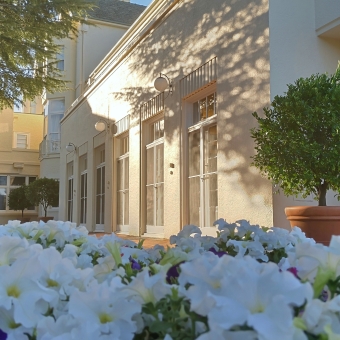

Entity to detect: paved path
[90,232,171,248]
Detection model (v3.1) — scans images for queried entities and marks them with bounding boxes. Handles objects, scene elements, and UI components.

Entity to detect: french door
[95,164,105,231]
[188,124,218,227]
[146,140,164,234]
[117,155,129,232]
[80,170,87,224]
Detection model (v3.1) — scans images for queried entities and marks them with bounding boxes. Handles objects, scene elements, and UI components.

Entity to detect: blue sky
[131,0,152,6]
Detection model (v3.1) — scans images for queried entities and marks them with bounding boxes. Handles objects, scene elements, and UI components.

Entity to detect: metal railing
[180,57,217,98]
[141,92,164,121]
[39,139,61,158]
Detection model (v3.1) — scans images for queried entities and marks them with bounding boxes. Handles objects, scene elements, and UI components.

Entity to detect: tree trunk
[21,209,24,218]
[318,181,328,206]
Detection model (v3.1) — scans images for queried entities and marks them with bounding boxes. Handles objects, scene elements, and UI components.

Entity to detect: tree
[25,178,59,217]
[0,0,95,109]
[7,184,31,218]
[251,66,340,206]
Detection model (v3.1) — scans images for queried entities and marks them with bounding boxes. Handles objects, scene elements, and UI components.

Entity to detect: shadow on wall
[89,0,270,203]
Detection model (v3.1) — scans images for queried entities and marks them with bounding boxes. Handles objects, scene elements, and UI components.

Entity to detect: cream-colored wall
[269,0,340,229]
[61,0,273,236]
[13,114,44,150]
[0,102,43,223]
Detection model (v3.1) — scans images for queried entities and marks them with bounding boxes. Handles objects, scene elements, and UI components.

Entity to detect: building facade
[59,0,273,236]
[0,98,44,223]
[39,0,146,219]
[58,0,340,237]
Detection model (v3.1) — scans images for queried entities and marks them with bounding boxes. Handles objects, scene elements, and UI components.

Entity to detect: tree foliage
[7,184,31,217]
[251,66,340,206]
[25,178,59,216]
[0,0,95,109]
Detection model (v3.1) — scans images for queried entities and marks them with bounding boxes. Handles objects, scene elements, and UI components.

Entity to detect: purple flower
[166,262,184,283]
[287,267,299,279]
[129,256,142,270]
[209,247,228,257]
[0,329,7,340]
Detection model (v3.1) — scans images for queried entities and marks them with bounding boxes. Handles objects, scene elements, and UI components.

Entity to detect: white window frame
[56,46,64,71]
[144,117,164,234]
[47,98,65,142]
[117,135,129,233]
[67,162,74,222]
[184,89,218,228]
[14,132,30,149]
[0,175,37,212]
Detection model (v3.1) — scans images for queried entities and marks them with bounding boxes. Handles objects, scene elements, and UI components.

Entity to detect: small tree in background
[251,66,340,206]
[26,178,59,217]
[7,184,31,218]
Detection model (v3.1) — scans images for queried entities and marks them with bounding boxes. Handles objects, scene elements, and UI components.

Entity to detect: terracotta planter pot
[38,216,54,223]
[285,206,340,245]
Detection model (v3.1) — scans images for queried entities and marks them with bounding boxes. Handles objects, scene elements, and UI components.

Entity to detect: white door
[146,140,164,234]
[117,155,129,232]
[95,164,105,231]
[188,124,218,227]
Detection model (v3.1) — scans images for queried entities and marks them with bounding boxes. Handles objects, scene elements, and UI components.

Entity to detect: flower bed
[1,219,340,339]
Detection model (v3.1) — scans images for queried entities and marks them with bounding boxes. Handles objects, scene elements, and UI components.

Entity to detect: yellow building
[0,98,44,223]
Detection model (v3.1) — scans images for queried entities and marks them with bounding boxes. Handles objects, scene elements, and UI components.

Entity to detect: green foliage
[134,288,209,340]
[25,178,59,217]
[251,66,340,206]
[0,0,95,109]
[7,184,31,217]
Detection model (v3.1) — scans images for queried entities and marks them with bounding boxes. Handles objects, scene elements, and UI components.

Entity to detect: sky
[131,0,152,6]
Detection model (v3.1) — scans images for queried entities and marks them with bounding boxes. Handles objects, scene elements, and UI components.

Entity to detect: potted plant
[251,66,340,244]
[25,177,59,222]
[7,184,32,222]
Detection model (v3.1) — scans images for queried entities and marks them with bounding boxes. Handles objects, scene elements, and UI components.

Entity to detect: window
[145,118,164,234]
[95,146,105,231]
[67,162,74,222]
[117,136,129,232]
[79,156,87,225]
[56,46,64,71]
[48,99,65,142]
[187,92,218,228]
[0,176,36,212]
[15,133,29,149]
[14,94,24,113]
[30,100,36,114]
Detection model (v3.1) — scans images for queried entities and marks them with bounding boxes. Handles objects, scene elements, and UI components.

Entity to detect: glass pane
[81,174,85,197]
[49,99,65,113]
[96,196,101,224]
[117,192,124,225]
[80,198,85,224]
[189,177,200,226]
[29,177,36,184]
[146,148,154,185]
[124,190,129,225]
[205,125,217,173]
[0,188,6,210]
[146,186,154,226]
[199,97,206,121]
[156,144,164,183]
[208,173,218,227]
[101,167,105,193]
[68,178,73,200]
[84,173,87,197]
[10,176,25,186]
[117,159,123,191]
[193,102,199,125]
[188,131,200,177]
[156,183,164,226]
[207,93,215,118]
[101,193,105,224]
[124,158,129,190]
[0,176,7,185]
[96,168,101,194]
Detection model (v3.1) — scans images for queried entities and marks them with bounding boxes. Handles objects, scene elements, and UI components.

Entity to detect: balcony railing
[39,139,61,158]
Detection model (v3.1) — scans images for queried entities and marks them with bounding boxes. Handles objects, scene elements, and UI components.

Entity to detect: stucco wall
[269,0,340,229]
[60,0,273,236]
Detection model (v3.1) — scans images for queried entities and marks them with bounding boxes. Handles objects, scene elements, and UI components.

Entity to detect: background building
[0,97,44,223]
[39,0,146,220]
